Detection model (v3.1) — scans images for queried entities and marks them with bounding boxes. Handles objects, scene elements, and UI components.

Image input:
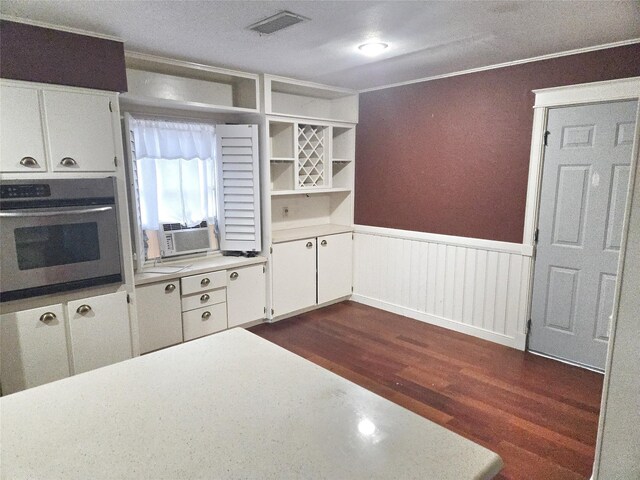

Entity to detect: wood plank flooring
[249,301,603,480]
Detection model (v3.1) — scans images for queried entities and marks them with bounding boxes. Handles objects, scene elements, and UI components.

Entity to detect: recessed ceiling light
[358,42,389,57]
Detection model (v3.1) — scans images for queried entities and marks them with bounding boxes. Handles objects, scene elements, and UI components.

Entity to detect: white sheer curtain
[130,118,216,230]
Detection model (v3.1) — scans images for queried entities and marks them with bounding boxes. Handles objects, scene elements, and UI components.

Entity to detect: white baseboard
[352,294,526,350]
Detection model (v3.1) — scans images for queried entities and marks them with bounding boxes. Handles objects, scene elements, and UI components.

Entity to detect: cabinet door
[0,84,47,172]
[136,281,183,354]
[67,291,131,374]
[317,233,353,304]
[43,90,117,172]
[227,264,266,328]
[0,304,69,395]
[272,239,317,317]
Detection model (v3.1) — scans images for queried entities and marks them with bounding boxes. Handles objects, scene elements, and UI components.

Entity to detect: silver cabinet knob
[306,241,313,248]
[39,312,57,323]
[165,283,176,293]
[60,157,78,167]
[321,240,328,246]
[200,278,210,287]
[201,311,211,320]
[76,304,92,315]
[230,272,239,280]
[200,293,210,302]
[19,156,40,168]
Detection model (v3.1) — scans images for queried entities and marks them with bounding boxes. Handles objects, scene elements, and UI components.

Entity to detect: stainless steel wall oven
[0,178,122,301]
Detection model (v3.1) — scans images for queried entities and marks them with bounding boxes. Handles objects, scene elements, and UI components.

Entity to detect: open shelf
[271,188,350,196]
[271,224,353,244]
[271,190,352,232]
[331,161,353,189]
[122,52,258,113]
[332,126,355,160]
[265,75,358,123]
[269,121,295,159]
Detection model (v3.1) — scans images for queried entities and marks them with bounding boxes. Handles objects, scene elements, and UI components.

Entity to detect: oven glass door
[0,205,122,300]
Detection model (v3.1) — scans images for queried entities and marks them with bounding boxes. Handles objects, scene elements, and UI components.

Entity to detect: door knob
[19,156,40,168]
[200,294,210,302]
[76,304,92,315]
[321,240,328,246]
[39,312,57,323]
[230,272,239,280]
[165,283,176,293]
[200,278,210,287]
[60,157,78,167]
[306,242,313,248]
[201,311,211,320]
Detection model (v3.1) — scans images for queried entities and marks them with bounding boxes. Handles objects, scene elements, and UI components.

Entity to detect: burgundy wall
[0,20,127,92]
[355,44,640,244]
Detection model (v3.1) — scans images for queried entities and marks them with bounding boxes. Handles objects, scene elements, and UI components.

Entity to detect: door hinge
[126,294,131,304]
[264,306,266,314]
[271,308,274,315]
[263,265,266,273]
[114,156,118,167]
[526,318,532,334]
[534,228,539,244]
[109,100,113,113]
[351,286,354,293]
[269,246,273,254]
[543,130,550,147]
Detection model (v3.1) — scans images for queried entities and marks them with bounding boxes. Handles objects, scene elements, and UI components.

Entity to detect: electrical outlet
[282,206,289,218]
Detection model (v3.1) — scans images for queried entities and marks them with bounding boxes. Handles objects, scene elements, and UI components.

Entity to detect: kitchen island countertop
[1,328,503,479]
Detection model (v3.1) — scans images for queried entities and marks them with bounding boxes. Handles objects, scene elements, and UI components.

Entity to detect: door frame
[522,76,640,472]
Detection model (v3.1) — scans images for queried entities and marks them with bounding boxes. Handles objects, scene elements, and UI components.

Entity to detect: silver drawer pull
[165,283,176,293]
[60,157,78,167]
[76,304,92,315]
[20,156,40,168]
[306,241,313,248]
[39,312,57,323]
[200,294,210,302]
[201,311,211,320]
[321,240,328,246]
[230,272,239,280]
[200,278,210,287]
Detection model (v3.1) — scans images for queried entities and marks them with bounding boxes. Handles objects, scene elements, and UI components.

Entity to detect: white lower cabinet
[272,238,318,317]
[317,233,353,304]
[136,281,183,354]
[227,264,266,328]
[183,303,227,341]
[272,233,353,318]
[67,291,132,374]
[1,304,70,395]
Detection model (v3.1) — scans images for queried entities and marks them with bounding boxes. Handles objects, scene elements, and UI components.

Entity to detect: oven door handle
[0,206,114,217]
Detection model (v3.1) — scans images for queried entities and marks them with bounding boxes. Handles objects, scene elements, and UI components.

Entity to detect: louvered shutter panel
[215,124,261,252]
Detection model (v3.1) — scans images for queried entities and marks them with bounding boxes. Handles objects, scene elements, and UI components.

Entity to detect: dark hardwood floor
[249,301,604,480]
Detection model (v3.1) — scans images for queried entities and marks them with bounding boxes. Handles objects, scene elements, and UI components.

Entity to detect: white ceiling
[1,1,639,91]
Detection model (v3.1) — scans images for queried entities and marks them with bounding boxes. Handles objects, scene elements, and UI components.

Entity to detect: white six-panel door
[529,100,637,369]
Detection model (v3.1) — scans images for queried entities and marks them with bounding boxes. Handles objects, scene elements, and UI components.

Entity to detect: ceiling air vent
[248,11,309,35]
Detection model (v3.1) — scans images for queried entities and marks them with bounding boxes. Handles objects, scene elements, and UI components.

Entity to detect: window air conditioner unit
[159,221,211,257]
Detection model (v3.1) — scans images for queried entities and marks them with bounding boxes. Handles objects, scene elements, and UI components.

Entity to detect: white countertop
[0,329,503,479]
[134,255,266,286]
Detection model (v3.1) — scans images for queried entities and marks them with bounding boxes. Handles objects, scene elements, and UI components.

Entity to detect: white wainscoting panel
[352,226,532,350]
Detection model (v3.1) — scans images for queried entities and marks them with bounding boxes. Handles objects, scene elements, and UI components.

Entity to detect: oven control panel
[0,184,51,199]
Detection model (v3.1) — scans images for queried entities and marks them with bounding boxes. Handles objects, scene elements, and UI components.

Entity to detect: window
[128,117,218,261]
[126,116,261,266]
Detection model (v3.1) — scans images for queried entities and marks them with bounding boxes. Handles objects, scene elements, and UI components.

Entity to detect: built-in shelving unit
[121,52,259,114]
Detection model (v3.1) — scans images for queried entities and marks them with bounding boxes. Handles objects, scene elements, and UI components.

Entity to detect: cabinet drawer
[182,303,227,341]
[181,287,226,312]
[181,270,226,296]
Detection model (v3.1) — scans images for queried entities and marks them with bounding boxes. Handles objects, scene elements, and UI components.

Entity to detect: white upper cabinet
[0,80,118,174]
[0,304,70,395]
[44,90,117,172]
[67,291,131,375]
[227,264,266,327]
[0,84,47,172]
